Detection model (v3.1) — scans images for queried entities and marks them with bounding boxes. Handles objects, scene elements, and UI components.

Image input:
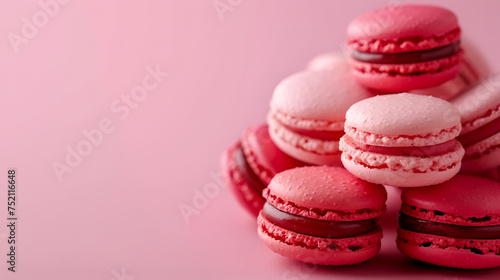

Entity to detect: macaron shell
[347,5,460,53]
[341,153,461,187]
[350,53,462,92]
[258,212,382,265]
[264,187,385,222]
[268,116,342,165]
[221,142,265,217]
[345,93,462,138]
[270,70,373,126]
[401,174,500,219]
[267,166,387,212]
[397,229,500,269]
[451,73,500,134]
[242,124,308,185]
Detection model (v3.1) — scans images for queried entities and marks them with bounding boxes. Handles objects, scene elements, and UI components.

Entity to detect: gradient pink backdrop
[1,1,500,279]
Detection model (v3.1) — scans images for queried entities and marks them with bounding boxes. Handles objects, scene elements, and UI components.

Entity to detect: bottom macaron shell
[257,213,382,265]
[268,125,341,166]
[351,57,462,92]
[351,61,461,93]
[221,142,265,217]
[341,153,461,187]
[397,229,500,269]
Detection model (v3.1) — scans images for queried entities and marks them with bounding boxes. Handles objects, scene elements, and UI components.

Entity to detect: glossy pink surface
[2,1,500,279]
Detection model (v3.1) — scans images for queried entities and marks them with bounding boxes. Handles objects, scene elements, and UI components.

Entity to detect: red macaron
[347,5,463,92]
[257,166,387,265]
[397,174,500,269]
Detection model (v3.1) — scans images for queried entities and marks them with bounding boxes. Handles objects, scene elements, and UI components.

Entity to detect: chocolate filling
[399,213,500,239]
[262,202,378,238]
[234,145,267,195]
[457,116,500,147]
[352,41,461,64]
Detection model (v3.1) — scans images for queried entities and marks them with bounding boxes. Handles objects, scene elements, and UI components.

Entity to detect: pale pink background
[1,1,500,279]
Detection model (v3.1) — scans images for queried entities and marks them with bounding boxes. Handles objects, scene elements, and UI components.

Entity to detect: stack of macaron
[222,4,500,269]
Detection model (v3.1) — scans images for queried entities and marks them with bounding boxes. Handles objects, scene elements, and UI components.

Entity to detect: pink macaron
[347,5,463,92]
[450,74,500,173]
[221,124,308,217]
[268,70,374,165]
[397,174,500,269]
[257,166,387,265]
[339,93,464,187]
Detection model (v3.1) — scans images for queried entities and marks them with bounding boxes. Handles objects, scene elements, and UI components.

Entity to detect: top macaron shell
[271,70,372,129]
[347,5,460,53]
[401,174,500,224]
[345,93,462,146]
[266,166,387,220]
[451,73,500,134]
